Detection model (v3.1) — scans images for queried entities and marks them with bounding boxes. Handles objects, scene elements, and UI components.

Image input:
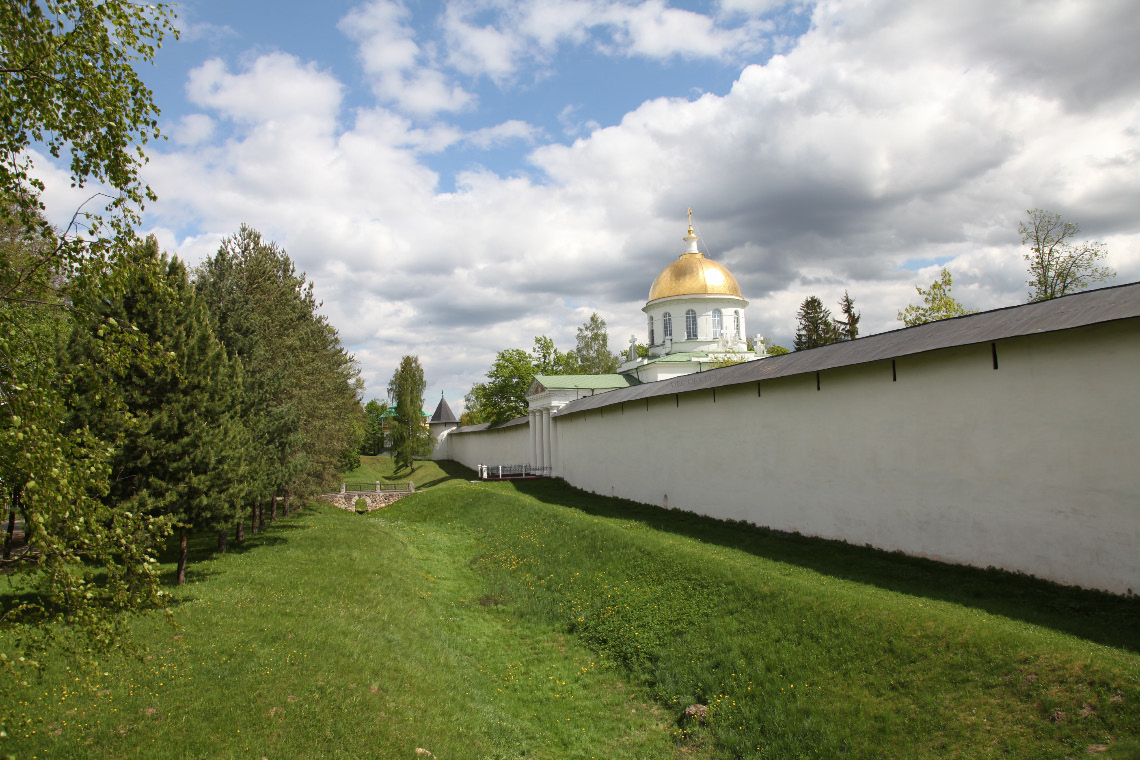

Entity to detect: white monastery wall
[447,421,530,471]
[551,319,1139,594]
[445,318,1139,594]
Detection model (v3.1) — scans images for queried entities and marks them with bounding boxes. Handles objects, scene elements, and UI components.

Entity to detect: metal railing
[476,464,551,480]
[341,481,414,493]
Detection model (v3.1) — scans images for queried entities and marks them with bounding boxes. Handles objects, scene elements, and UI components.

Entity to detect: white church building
[434,217,1140,597]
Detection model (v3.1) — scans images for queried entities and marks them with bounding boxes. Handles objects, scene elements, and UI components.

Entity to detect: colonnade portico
[528,406,557,472]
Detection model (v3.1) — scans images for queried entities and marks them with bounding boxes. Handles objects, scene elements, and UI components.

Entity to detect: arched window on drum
[685,309,697,339]
[663,312,672,339]
[648,315,654,345]
[712,309,722,339]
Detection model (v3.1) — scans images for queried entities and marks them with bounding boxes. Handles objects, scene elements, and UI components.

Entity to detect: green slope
[3,467,1138,759]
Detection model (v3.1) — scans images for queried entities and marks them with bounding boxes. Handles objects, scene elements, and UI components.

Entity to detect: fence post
[409,481,415,493]
[340,482,346,494]
[375,481,380,493]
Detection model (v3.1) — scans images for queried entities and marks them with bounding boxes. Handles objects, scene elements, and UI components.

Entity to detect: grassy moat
[3,457,1138,759]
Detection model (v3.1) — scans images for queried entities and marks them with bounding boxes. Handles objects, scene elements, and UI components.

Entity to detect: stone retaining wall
[321,491,409,512]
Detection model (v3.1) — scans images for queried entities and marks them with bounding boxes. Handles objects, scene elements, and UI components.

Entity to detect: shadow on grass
[512,478,1140,654]
[433,460,478,480]
[404,461,478,491]
[153,515,310,589]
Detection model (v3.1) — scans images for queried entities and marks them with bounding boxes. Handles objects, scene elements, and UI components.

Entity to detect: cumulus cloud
[186,53,343,125]
[169,114,217,146]
[97,0,1140,403]
[340,0,475,115]
[464,120,543,149]
[436,0,787,85]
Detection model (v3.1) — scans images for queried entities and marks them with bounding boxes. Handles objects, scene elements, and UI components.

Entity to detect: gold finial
[687,207,693,234]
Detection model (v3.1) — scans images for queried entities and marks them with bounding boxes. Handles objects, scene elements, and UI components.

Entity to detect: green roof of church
[532,374,641,390]
[379,407,430,419]
[640,352,711,363]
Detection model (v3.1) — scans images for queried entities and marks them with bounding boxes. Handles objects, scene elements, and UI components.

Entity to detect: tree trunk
[217,529,227,554]
[177,529,188,586]
[258,500,266,533]
[270,494,277,523]
[236,518,245,543]
[3,501,16,560]
[3,485,18,560]
[251,503,259,535]
[282,494,290,517]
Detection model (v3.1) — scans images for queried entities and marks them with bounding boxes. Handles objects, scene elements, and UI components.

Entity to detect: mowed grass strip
[5,464,1139,759]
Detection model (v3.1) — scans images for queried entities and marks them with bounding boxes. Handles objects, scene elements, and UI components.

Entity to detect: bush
[354,497,368,514]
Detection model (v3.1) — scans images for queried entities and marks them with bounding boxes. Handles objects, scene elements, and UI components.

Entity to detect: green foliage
[833,290,860,340]
[354,497,368,514]
[458,388,488,426]
[0,237,172,674]
[767,344,790,356]
[897,268,977,327]
[1020,208,1115,302]
[0,0,176,235]
[467,336,578,426]
[359,399,388,455]
[709,350,747,369]
[0,0,178,676]
[531,335,580,375]
[387,356,433,471]
[65,237,246,585]
[195,225,364,506]
[573,312,619,373]
[792,295,841,350]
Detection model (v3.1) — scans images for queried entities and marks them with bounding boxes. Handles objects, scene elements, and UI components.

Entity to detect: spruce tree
[793,295,841,351]
[834,290,860,340]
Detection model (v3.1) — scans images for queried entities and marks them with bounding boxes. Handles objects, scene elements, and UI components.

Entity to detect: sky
[35,0,1140,411]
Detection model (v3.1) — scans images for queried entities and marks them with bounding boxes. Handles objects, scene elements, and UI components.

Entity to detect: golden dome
[648,254,742,302]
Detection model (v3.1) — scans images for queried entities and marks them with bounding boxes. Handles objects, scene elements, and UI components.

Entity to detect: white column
[542,408,552,473]
[536,410,546,469]
[529,411,537,466]
[549,409,559,477]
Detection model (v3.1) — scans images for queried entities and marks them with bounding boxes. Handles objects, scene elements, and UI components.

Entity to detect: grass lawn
[3,458,1138,759]
[341,455,458,488]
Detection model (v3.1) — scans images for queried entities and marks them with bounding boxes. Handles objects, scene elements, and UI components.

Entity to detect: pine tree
[195,225,363,534]
[65,238,246,584]
[793,296,841,351]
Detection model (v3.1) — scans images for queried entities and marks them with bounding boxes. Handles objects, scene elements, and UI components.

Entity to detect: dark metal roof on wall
[554,281,1140,418]
[450,414,529,435]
